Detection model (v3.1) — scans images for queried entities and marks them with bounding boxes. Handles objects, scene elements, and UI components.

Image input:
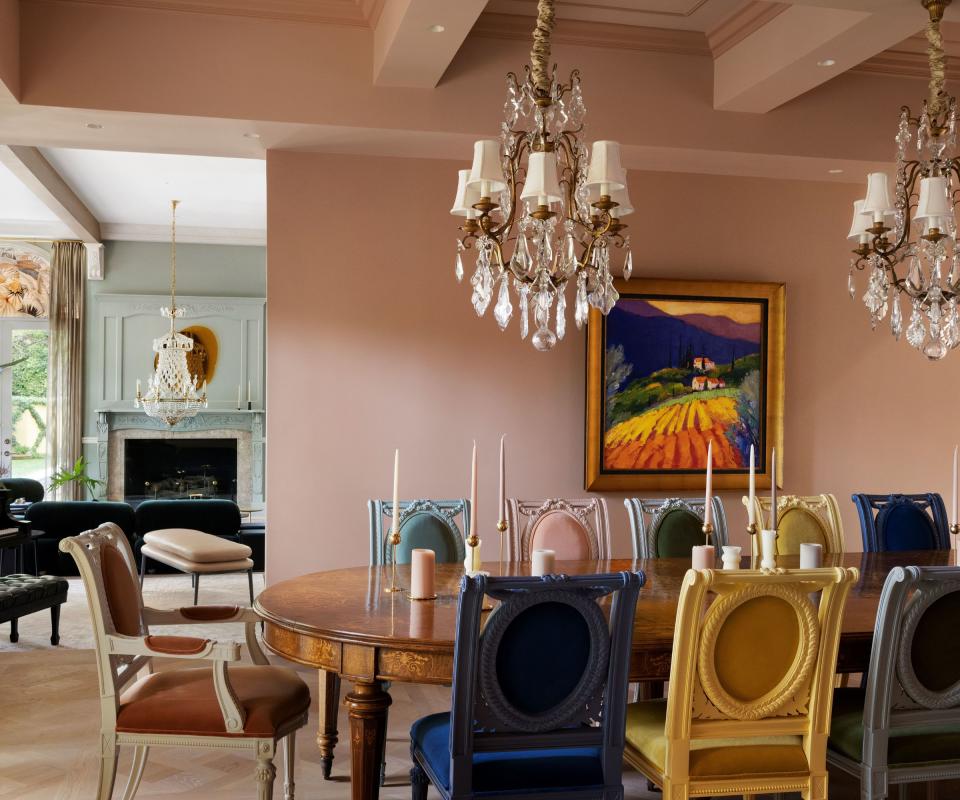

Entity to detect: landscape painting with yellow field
[602,296,764,474]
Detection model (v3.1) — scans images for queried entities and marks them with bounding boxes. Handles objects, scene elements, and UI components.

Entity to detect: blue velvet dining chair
[410,570,644,800]
[851,493,950,552]
[369,498,469,565]
[624,497,728,559]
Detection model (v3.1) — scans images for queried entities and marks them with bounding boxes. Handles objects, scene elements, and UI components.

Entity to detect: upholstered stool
[139,528,254,605]
[0,573,68,644]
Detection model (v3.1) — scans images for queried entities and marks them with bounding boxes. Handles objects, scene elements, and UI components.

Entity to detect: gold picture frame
[585,278,785,491]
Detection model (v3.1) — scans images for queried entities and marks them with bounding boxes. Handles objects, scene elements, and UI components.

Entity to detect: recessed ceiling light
[243,132,262,140]
[428,24,445,33]
[828,168,844,174]
[817,58,837,67]
[85,122,103,130]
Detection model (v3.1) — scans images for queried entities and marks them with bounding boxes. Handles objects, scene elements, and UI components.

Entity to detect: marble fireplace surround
[97,410,265,506]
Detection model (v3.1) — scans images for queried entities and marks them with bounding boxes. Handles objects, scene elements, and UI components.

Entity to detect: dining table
[254,549,959,800]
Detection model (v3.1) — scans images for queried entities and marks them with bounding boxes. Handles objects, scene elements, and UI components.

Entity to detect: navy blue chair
[410,570,644,800]
[852,493,950,552]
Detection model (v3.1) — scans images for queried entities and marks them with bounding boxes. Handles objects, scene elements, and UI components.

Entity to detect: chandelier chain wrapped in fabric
[135,199,208,425]
[847,0,960,360]
[451,0,633,351]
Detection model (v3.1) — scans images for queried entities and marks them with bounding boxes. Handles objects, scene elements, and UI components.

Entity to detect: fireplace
[124,438,238,502]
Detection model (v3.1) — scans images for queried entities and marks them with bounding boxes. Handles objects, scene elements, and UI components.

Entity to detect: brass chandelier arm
[924,0,950,113]
[530,0,556,97]
[169,199,180,314]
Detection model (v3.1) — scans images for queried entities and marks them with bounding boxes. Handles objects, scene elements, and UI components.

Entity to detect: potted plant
[48,457,104,500]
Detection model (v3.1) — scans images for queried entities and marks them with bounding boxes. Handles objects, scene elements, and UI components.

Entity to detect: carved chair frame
[851,493,950,553]
[623,566,858,800]
[826,566,960,799]
[60,523,308,800]
[506,498,611,562]
[368,498,469,566]
[411,571,643,800]
[624,497,728,559]
[742,493,845,558]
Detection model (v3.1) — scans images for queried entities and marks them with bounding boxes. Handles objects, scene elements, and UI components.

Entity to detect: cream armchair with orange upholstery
[742,493,845,557]
[506,497,610,562]
[59,523,310,800]
[623,566,859,799]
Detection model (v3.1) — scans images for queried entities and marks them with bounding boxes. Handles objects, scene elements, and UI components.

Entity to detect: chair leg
[248,570,255,605]
[31,538,38,576]
[50,603,61,646]
[256,747,277,800]
[410,756,429,800]
[97,740,119,800]
[9,617,17,643]
[282,733,296,800]
[317,670,341,780]
[193,573,200,605]
[120,745,149,800]
[139,554,147,587]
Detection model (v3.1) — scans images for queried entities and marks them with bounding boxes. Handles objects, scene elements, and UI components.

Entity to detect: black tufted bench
[0,574,68,645]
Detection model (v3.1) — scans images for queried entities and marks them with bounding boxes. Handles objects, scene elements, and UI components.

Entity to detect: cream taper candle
[952,445,958,528]
[748,444,756,526]
[770,448,778,532]
[498,434,506,524]
[703,440,713,527]
[392,449,400,534]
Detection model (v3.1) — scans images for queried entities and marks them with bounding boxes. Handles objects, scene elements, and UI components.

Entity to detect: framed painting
[585,279,785,491]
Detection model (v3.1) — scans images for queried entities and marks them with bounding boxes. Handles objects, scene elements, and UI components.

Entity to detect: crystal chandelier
[451,0,633,351]
[135,200,208,425]
[848,0,960,360]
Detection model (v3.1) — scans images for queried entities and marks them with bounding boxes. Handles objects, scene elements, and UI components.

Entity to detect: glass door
[0,320,49,483]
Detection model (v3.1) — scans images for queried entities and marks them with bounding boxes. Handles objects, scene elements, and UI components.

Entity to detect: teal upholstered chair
[624,497,728,559]
[368,498,469,566]
[828,565,960,798]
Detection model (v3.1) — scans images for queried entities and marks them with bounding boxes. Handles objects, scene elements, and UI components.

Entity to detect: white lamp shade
[586,140,625,192]
[914,176,953,221]
[611,183,633,218]
[467,139,507,195]
[451,169,481,217]
[862,172,895,216]
[520,151,563,204]
[847,199,872,239]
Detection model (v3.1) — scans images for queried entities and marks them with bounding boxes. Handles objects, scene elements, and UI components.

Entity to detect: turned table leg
[346,679,392,800]
[317,669,342,779]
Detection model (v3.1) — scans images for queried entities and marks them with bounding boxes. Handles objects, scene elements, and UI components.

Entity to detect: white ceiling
[38,148,266,245]
[0,160,76,238]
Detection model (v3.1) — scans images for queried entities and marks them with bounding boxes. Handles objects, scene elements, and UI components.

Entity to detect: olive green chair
[625,497,728,559]
[827,565,960,799]
[742,493,845,558]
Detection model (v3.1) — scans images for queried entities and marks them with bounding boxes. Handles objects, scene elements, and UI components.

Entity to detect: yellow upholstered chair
[742,494,845,557]
[623,566,858,799]
[506,497,610,562]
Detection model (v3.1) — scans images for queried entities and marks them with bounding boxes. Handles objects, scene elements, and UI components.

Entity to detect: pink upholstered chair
[506,498,611,562]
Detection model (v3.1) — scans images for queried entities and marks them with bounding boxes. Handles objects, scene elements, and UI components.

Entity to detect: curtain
[47,241,85,500]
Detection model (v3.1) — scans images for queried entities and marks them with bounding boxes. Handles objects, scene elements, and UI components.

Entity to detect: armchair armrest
[141,605,269,666]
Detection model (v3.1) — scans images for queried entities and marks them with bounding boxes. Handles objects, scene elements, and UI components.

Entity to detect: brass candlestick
[497,519,508,570]
[466,532,481,574]
[952,523,959,536]
[746,521,758,536]
[384,529,403,593]
[702,521,714,546]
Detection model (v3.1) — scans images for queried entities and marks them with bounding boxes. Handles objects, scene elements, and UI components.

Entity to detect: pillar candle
[952,445,958,528]
[532,549,556,576]
[410,548,436,599]
[747,444,756,526]
[761,529,778,570]
[692,545,715,570]
[703,440,713,527]
[800,543,823,569]
[392,449,400,535]
[409,596,435,639]
[498,434,506,524]
[769,448,778,532]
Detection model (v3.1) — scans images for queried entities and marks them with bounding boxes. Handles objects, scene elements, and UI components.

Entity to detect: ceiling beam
[0,0,19,101]
[0,146,101,243]
[373,0,489,88]
[712,3,922,113]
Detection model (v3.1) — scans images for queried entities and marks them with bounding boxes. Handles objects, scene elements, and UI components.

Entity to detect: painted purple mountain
[619,299,760,343]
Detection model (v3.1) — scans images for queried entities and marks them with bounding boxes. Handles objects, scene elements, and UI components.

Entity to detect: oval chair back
[368,499,468,565]
[624,497,728,559]
[506,498,610,562]
[742,493,845,557]
[852,493,950,552]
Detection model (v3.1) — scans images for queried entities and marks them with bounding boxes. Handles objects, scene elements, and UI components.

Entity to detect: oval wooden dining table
[254,549,958,800]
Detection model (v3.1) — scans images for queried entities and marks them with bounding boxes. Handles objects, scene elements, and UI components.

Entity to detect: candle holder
[701,521,714,546]
[746,521,758,537]
[384,529,404,593]
[952,523,959,537]
[407,592,437,601]
[497,519,508,568]
[466,532,481,575]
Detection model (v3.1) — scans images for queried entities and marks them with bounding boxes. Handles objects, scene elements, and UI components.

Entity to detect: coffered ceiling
[486,0,744,31]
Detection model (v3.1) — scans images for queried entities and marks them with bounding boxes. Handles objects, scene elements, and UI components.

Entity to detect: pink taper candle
[392,449,400,534]
[466,441,479,573]
[498,434,506,524]
[748,445,756,526]
[703,440,713,526]
[952,445,958,528]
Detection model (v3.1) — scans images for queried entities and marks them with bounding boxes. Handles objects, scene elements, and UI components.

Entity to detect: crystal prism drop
[493,277,513,330]
[890,294,902,340]
[556,290,566,340]
[455,249,464,283]
[519,283,530,340]
[906,302,925,348]
[575,272,588,330]
[532,324,557,351]
[623,249,634,281]
[512,234,531,274]
[847,269,855,299]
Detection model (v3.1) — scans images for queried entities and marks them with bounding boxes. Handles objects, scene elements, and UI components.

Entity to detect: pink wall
[266,150,960,585]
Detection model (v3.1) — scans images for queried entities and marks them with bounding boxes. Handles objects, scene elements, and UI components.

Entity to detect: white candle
[136,379,141,396]
[247,381,252,403]
[532,548,556,576]
[392,449,400,535]
[237,384,242,407]
[761,529,778,570]
[721,545,742,570]
[410,548,436,599]
[748,444,756,526]
[952,445,958,528]
[498,434,506,524]
[703,440,713,527]
[692,545,715,570]
[800,543,823,569]
[770,448,778,532]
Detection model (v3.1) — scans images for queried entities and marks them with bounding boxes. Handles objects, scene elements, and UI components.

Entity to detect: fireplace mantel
[96,409,265,505]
